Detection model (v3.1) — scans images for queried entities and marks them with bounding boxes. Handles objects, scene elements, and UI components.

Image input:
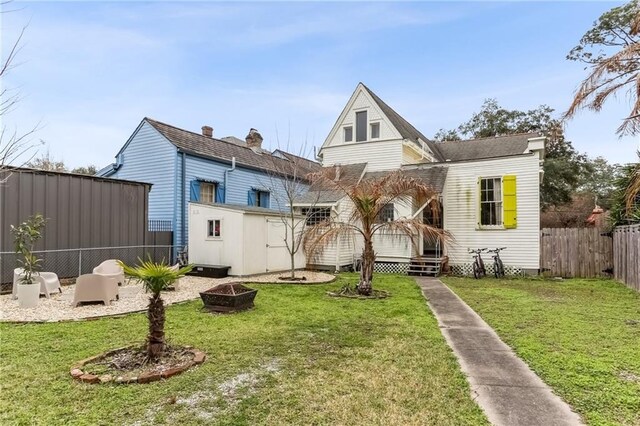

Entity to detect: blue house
[98,117,320,249]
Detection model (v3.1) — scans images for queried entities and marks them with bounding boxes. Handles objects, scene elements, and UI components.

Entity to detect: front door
[422,201,443,257]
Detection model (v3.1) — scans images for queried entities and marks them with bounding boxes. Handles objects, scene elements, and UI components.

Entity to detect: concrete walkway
[416,278,583,426]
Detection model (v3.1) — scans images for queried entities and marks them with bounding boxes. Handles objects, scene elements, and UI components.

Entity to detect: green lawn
[443,277,640,426]
[0,274,488,426]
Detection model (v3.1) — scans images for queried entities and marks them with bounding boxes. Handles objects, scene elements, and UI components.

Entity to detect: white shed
[188,202,306,276]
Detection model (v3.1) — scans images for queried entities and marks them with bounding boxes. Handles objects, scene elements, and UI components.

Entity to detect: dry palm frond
[303,168,447,294]
[564,42,640,136]
[625,164,640,211]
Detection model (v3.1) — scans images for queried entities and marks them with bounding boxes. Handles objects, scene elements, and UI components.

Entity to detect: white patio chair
[12,268,61,299]
[72,274,119,307]
[92,259,125,287]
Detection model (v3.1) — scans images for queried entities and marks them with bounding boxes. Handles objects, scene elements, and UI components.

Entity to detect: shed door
[266,219,288,272]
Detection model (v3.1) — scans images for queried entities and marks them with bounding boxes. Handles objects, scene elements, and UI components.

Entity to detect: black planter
[199,283,258,313]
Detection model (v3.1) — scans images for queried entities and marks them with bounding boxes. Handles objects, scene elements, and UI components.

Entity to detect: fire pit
[199,283,258,313]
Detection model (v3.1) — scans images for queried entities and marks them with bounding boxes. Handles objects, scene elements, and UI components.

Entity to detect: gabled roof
[360,84,444,161]
[435,133,538,162]
[144,118,321,177]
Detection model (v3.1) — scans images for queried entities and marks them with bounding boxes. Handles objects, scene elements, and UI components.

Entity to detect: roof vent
[202,126,213,138]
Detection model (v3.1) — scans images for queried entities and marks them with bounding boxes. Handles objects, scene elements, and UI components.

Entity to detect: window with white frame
[207,219,221,238]
[376,203,395,223]
[370,122,380,139]
[200,182,216,204]
[344,126,353,142]
[480,177,503,226]
[301,207,331,226]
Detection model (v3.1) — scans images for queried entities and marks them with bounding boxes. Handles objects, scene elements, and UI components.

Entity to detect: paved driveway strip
[416,277,583,426]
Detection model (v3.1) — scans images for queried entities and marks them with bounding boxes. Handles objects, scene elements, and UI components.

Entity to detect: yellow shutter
[503,175,517,228]
[477,177,481,227]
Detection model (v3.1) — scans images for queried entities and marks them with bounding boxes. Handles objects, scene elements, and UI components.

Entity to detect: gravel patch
[0,271,334,323]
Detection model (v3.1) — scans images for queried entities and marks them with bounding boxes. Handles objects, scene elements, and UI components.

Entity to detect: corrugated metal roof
[435,133,536,162]
[191,202,298,217]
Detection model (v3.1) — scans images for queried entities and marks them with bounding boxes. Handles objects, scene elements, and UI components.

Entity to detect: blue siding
[174,154,292,246]
[101,120,305,249]
[107,122,177,223]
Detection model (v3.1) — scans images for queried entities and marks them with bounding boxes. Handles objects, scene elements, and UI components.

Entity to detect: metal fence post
[78,249,82,276]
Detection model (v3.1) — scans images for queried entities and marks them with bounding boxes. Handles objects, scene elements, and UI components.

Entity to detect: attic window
[370,122,380,139]
[356,111,367,142]
[344,126,353,142]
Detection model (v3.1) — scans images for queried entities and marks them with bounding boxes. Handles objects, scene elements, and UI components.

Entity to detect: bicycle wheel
[494,258,505,278]
[473,262,480,279]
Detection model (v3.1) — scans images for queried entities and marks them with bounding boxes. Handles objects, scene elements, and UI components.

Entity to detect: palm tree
[119,259,192,361]
[304,168,446,296]
[564,2,640,136]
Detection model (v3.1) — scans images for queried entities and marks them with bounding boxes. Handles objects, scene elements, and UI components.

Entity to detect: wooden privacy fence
[540,228,613,278]
[613,225,640,291]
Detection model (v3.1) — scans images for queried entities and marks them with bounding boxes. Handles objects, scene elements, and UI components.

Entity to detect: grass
[0,274,488,426]
[443,276,640,426]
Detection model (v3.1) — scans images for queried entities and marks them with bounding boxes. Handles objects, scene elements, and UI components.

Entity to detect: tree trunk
[358,238,375,295]
[290,252,296,279]
[147,293,165,361]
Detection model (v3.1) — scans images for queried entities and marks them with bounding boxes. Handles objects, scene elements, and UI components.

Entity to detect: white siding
[325,89,401,148]
[442,153,541,270]
[322,139,403,171]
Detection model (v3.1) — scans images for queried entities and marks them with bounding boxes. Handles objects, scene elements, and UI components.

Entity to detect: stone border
[70,346,206,384]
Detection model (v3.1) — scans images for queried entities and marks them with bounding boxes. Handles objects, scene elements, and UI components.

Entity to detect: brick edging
[70,346,206,384]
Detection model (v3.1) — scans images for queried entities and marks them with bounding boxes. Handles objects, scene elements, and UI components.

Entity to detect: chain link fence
[0,245,174,293]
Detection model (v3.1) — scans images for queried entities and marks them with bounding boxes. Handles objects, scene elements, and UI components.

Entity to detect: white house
[294,83,545,275]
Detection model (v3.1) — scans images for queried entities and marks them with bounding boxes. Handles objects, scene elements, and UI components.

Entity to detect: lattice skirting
[450,263,523,277]
[373,262,409,274]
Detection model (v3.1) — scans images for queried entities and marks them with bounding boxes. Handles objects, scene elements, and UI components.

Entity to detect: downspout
[181,151,186,249]
[223,157,236,203]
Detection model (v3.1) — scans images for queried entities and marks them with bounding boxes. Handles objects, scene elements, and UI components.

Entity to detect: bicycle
[177,246,189,266]
[487,247,507,278]
[468,248,487,279]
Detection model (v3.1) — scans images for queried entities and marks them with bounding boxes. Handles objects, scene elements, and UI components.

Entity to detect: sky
[1,1,639,169]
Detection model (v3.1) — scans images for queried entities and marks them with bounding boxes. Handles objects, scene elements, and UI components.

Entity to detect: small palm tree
[119,259,192,361]
[304,168,446,296]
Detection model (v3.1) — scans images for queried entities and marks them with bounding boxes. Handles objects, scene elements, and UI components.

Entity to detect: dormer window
[355,110,367,142]
[344,126,353,142]
[370,122,380,139]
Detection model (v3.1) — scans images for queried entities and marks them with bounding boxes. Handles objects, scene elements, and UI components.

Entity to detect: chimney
[202,126,213,138]
[245,128,263,150]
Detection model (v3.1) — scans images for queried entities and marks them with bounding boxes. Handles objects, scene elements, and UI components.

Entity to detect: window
[200,182,215,203]
[190,180,222,203]
[376,204,394,223]
[370,122,380,139]
[355,110,367,142]
[248,189,270,208]
[207,219,221,238]
[301,207,331,226]
[344,126,353,142]
[480,177,503,226]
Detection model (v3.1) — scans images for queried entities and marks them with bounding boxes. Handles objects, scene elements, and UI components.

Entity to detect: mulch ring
[327,285,390,299]
[70,345,205,384]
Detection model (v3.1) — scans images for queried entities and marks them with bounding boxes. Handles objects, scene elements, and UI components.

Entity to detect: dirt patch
[71,345,206,384]
[327,284,390,299]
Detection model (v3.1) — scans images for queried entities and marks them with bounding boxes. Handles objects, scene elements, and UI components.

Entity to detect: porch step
[408,256,445,277]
